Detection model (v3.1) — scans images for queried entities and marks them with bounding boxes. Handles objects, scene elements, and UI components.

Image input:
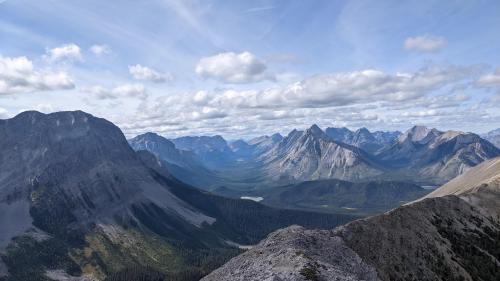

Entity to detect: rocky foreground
[202,157,500,281]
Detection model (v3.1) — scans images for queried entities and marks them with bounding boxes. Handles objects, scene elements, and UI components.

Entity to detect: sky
[1,0,500,139]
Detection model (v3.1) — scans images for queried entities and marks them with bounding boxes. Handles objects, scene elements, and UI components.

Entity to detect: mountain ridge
[0,111,356,281]
[202,156,500,281]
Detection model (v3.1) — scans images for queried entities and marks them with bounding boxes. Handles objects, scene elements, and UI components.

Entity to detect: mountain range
[325,127,400,154]
[202,156,500,281]
[0,111,355,281]
[132,124,500,190]
[128,132,223,188]
[1,110,498,281]
[378,125,500,184]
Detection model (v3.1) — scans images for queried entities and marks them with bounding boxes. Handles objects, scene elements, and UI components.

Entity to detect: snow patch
[224,240,254,250]
[240,196,263,202]
[45,270,92,281]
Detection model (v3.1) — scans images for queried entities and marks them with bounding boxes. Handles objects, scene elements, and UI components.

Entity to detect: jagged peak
[270,133,283,141]
[354,127,371,134]
[326,126,352,132]
[305,124,325,137]
[398,125,440,143]
[287,129,301,137]
[131,132,175,146]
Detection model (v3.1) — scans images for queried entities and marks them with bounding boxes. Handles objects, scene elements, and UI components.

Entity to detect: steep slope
[203,157,500,281]
[422,156,500,201]
[260,125,385,183]
[128,132,222,189]
[0,111,356,281]
[378,125,500,184]
[247,133,283,154]
[482,128,500,149]
[255,179,429,215]
[170,135,234,169]
[129,132,203,170]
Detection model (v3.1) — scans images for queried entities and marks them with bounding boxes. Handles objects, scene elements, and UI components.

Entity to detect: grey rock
[260,125,385,183]
[378,126,500,184]
[202,225,379,281]
[204,156,500,281]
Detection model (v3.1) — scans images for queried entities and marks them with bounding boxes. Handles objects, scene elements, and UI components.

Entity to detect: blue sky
[0,0,499,138]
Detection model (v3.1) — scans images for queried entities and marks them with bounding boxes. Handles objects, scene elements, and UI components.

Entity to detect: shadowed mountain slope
[0,111,356,281]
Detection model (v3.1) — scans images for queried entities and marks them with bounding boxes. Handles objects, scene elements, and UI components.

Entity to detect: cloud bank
[0,56,74,95]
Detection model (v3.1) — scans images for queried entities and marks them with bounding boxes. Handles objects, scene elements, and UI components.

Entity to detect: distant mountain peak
[356,127,370,133]
[398,125,438,143]
[305,124,326,138]
[270,133,283,142]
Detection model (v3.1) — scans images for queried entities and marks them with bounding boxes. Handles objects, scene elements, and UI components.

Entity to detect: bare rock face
[203,157,500,281]
[260,125,385,183]
[378,126,500,184]
[325,127,400,154]
[202,225,379,281]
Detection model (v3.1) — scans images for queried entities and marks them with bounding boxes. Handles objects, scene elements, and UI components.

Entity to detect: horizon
[1,0,500,138]
[2,109,489,141]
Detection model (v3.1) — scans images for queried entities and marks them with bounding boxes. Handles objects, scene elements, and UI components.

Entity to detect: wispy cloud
[404,35,447,53]
[244,6,275,13]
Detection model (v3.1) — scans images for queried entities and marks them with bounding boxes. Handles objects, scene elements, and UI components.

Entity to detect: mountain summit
[260,125,384,182]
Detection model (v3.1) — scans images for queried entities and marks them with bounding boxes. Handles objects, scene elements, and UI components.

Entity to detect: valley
[1,2,499,280]
[0,111,498,281]
[130,123,500,215]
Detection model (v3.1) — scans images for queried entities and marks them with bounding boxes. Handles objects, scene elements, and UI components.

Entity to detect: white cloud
[0,107,9,119]
[90,44,111,56]
[199,65,473,109]
[404,35,447,53]
[191,107,227,120]
[112,65,489,139]
[477,68,500,87]
[193,90,210,105]
[128,64,172,83]
[195,51,274,84]
[0,56,75,95]
[402,109,441,117]
[17,104,61,115]
[45,43,83,62]
[83,83,147,100]
[258,110,304,120]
